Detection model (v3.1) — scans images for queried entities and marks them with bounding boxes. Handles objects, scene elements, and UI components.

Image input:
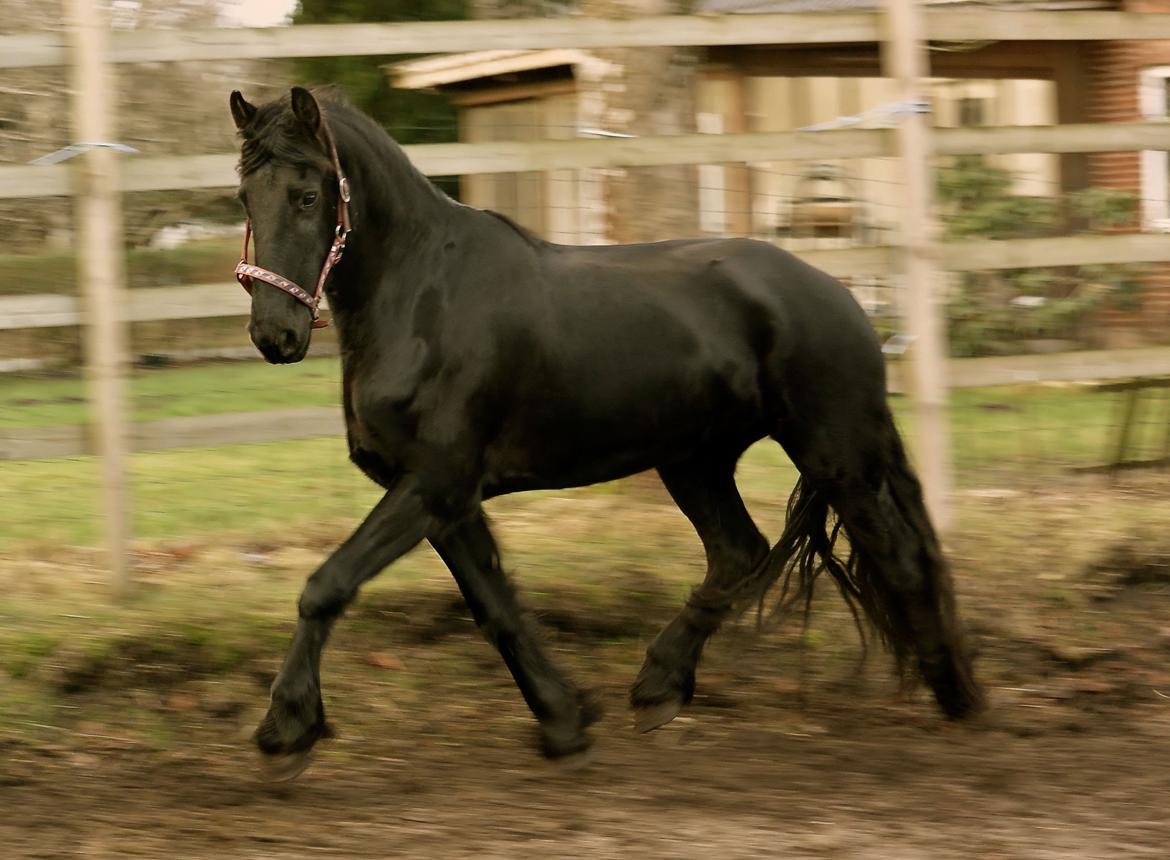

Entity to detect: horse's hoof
[633,698,682,734]
[578,691,604,731]
[257,747,314,783]
[548,745,594,772]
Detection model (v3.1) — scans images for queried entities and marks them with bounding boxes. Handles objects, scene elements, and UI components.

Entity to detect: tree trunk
[576,1,701,495]
[578,0,700,244]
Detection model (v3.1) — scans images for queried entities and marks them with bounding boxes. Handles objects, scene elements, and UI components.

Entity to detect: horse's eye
[300,191,318,210]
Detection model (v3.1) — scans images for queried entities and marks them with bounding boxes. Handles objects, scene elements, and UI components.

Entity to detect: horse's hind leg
[779,417,983,720]
[430,507,600,760]
[631,452,769,732]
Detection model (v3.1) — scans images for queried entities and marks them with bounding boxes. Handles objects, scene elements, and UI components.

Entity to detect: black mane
[237,87,342,177]
[238,88,446,218]
[482,208,545,248]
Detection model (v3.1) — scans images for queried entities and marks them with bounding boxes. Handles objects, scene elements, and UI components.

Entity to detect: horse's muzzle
[251,324,310,364]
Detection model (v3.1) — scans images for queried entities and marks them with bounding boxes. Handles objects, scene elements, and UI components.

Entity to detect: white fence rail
[3,123,1170,200]
[4,233,1170,334]
[7,11,1170,70]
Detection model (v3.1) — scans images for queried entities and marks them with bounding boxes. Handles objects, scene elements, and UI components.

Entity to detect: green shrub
[938,157,1144,357]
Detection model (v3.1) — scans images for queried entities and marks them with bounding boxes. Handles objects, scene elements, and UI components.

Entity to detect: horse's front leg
[430,508,601,761]
[256,479,433,780]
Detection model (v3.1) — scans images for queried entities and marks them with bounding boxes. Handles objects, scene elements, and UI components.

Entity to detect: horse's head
[230,87,347,364]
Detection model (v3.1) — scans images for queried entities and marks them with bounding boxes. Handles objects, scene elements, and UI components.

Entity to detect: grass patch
[945,384,1138,474]
[2,358,1135,469]
[0,357,340,429]
[2,430,1170,748]
[0,377,1151,548]
[0,437,383,546]
[0,239,240,297]
[2,336,1150,487]
[0,631,61,680]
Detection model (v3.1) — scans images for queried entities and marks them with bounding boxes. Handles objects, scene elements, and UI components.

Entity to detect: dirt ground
[3,486,1170,859]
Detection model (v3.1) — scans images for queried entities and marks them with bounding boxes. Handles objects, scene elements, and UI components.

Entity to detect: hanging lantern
[790,163,861,241]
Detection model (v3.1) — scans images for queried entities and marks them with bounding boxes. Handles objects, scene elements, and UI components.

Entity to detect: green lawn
[939,384,1143,474]
[2,354,1161,550]
[1,359,1131,458]
[0,437,381,547]
[0,357,340,428]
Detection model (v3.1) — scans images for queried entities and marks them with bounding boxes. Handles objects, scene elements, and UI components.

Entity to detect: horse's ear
[229,90,257,131]
[290,86,321,135]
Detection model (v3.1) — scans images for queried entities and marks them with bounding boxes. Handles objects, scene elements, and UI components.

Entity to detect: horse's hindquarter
[481,240,779,492]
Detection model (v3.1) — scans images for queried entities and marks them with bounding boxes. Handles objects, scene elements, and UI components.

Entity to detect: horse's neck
[327,184,455,356]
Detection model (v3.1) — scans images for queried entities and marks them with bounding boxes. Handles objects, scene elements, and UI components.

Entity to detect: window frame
[1139,65,1170,232]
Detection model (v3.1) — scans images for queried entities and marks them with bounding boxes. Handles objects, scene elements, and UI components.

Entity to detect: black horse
[230,86,982,780]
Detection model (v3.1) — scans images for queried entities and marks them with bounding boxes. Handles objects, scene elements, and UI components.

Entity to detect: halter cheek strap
[234,120,352,330]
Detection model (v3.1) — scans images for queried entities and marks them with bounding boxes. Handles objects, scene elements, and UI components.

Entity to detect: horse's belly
[482,362,766,494]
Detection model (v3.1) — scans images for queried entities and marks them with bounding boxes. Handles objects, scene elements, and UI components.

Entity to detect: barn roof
[388,0,1117,90]
[699,0,1113,10]
[388,49,601,91]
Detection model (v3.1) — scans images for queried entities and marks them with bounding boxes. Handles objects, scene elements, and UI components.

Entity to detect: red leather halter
[235,120,352,330]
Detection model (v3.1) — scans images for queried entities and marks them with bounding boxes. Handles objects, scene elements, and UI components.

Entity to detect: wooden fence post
[68,0,132,593]
[881,0,954,532]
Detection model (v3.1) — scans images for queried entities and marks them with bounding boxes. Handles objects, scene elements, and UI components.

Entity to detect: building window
[957,96,987,128]
[696,112,728,235]
[1139,66,1170,231]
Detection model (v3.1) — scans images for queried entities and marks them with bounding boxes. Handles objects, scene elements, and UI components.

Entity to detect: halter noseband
[234,119,352,330]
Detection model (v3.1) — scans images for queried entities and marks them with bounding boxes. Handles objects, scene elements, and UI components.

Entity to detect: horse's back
[542,235,890,429]
[543,236,879,368]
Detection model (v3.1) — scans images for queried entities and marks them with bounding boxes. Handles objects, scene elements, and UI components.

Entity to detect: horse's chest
[343,375,424,487]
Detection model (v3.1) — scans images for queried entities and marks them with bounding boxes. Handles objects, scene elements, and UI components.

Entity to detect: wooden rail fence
[3,122,1170,200]
[8,11,1170,70]
[7,7,1170,578]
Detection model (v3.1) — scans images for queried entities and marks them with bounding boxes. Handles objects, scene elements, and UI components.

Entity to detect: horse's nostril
[281,330,298,354]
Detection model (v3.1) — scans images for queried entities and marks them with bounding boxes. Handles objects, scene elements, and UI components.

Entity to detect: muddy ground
[3,491,1170,859]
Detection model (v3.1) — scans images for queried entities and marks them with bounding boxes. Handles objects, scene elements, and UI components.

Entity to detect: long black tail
[870,436,983,716]
[713,436,982,717]
[738,475,890,660]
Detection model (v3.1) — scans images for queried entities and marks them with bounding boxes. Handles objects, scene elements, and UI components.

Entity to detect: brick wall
[1085,7,1170,194]
[1086,0,1170,338]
